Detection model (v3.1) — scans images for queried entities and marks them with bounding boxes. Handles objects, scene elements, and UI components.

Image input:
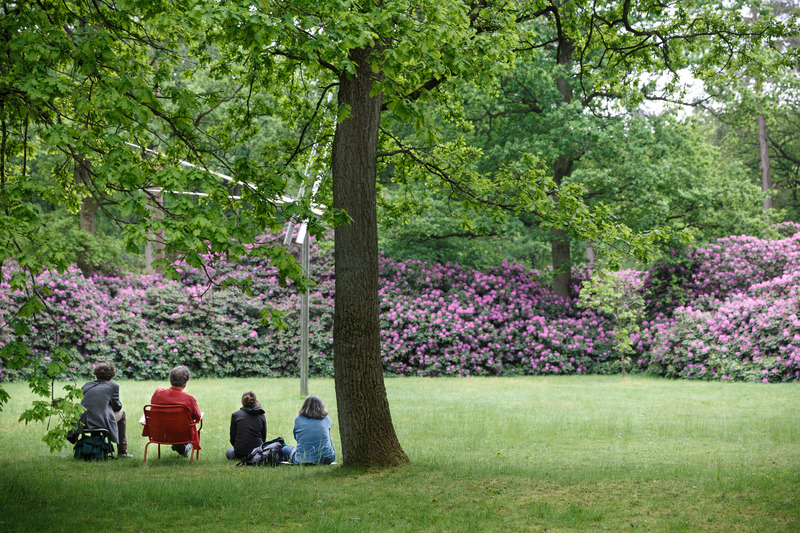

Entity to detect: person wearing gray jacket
[79,362,132,457]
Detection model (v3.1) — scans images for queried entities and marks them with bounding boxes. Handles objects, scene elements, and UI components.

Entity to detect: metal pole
[300,233,310,396]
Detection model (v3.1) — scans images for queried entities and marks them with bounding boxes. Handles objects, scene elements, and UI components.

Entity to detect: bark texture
[75,157,97,278]
[145,192,165,274]
[331,47,409,467]
[551,154,574,299]
[758,113,772,211]
[551,36,576,299]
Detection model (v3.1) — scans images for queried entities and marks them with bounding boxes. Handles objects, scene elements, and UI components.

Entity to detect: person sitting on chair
[77,362,132,458]
[281,395,336,465]
[225,390,267,460]
[150,365,202,457]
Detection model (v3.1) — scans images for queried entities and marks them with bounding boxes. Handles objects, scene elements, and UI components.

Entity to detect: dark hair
[298,395,327,420]
[93,362,116,381]
[169,365,191,387]
[241,391,259,408]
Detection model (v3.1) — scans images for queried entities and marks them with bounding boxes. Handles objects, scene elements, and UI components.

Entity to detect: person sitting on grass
[150,365,202,458]
[281,395,336,465]
[74,362,133,458]
[225,391,267,461]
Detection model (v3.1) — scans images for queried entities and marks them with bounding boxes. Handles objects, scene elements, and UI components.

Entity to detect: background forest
[5,3,800,278]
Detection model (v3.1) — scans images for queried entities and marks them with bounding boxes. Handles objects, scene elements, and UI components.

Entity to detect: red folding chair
[141,404,202,463]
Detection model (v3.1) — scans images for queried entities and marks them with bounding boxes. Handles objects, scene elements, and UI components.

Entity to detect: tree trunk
[550,36,576,299]
[749,6,772,212]
[585,245,596,267]
[758,113,772,211]
[75,157,97,278]
[331,47,409,467]
[551,228,571,297]
[145,190,165,274]
[551,155,574,299]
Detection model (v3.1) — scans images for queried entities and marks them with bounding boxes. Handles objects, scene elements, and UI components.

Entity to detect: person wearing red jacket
[150,365,202,457]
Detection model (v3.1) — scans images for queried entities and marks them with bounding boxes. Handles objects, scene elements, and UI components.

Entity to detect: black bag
[237,437,285,467]
[66,427,80,445]
[74,432,114,461]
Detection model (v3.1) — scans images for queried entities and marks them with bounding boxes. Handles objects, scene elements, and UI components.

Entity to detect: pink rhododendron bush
[378,257,615,376]
[1,225,798,383]
[0,235,337,381]
[638,222,800,383]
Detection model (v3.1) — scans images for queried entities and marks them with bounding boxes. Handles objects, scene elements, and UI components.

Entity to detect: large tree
[179,0,795,466]
[571,112,774,244]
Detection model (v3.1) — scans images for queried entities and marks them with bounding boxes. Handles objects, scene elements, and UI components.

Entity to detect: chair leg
[143,442,149,463]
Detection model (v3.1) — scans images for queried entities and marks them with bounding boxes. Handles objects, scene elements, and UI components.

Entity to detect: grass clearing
[1,375,798,532]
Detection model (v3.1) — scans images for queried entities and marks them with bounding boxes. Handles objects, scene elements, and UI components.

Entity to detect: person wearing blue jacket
[281,395,336,465]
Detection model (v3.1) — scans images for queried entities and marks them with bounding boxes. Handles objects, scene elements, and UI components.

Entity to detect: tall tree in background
[705,1,800,218]
[750,3,776,211]
[711,74,800,219]
[572,113,774,243]
[382,1,798,296]
[765,80,800,218]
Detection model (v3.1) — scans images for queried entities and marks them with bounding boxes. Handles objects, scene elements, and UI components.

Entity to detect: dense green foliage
[379,112,781,269]
[377,2,800,275]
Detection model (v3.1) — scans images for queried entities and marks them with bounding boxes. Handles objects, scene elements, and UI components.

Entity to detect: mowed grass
[0,375,798,532]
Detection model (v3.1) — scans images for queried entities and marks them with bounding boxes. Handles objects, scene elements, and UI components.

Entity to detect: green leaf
[18,297,44,318]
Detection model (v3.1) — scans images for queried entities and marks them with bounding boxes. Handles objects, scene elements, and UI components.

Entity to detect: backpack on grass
[74,432,114,461]
[237,437,285,467]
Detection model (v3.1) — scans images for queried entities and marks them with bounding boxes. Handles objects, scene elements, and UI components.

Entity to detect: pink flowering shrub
[379,257,616,376]
[638,223,800,382]
[2,224,799,383]
[0,235,616,380]
[0,234,337,381]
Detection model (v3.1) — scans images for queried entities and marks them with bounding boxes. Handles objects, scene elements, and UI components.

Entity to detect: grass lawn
[0,375,798,532]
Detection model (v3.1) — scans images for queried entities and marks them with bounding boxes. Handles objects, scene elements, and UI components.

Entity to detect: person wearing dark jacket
[225,391,267,460]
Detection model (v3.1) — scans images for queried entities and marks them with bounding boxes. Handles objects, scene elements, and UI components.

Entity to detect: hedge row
[1,225,799,383]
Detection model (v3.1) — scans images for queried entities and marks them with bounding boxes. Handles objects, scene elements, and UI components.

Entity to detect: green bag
[74,433,114,461]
